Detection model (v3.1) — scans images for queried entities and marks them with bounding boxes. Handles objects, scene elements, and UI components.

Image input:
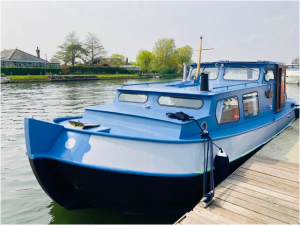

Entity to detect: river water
[1,79,299,224]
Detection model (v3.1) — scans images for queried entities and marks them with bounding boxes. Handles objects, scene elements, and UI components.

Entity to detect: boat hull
[29,150,257,215]
[25,108,297,215]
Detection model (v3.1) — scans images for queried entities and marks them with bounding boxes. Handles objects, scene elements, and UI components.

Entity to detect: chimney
[36,47,40,58]
[125,57,128,65]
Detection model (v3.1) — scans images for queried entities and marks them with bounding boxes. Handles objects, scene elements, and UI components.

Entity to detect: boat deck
[175,119,299,224]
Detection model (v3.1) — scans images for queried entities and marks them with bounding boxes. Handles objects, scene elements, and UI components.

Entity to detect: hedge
[1,66,132,75]
[1,67,61,75]
[61,65,132,74]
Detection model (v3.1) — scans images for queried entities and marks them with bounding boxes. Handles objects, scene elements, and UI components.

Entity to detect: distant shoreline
[3,74,181,83]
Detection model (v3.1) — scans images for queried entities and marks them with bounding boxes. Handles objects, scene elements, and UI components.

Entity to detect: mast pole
[195,36,203,81]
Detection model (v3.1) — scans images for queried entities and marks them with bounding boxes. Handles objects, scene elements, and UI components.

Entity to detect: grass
[5,73,179,82]
[6,75,48,81]
[5,74,140,81]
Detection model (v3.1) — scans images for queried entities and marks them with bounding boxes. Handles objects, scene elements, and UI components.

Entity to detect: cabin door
[275,65,286,113]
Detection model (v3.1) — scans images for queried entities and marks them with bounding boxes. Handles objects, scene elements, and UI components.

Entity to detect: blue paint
[24,61,298,191]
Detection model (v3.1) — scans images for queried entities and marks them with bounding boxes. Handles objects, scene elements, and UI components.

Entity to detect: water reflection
[48,202,179,224]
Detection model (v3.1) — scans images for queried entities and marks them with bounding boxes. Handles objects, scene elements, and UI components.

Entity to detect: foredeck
[175,119,299,224]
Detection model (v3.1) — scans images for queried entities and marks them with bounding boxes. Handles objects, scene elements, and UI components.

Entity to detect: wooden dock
[175,119,299,224]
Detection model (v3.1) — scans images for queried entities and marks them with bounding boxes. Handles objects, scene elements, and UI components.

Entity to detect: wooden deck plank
[247,158,299,174]
[187,211,220,224]
[193,207,240,225]
[215,187,299,219]
[219,181,299,211]
[179,216,201,224]
[251,155,299,170]
[212,198,287,224]
[214,193,299,224]
[225,177,299,204]
[237,167,299,187]
[194,203,261,224]
[230,174,299,198]
[234,169,299,189]
[241,162,299,182]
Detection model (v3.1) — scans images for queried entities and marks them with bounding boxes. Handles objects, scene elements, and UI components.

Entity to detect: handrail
[213,82,260,90]
[120,80,181,89]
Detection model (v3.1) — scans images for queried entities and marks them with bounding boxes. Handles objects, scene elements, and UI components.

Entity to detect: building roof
[1,49,48,62]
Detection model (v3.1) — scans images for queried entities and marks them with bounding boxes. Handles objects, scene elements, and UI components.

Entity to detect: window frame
[215,95,240,125]
[157,95,204,110]
[242,91,260,120]
[190,67,219,80]
[223,67,261,81]
[118,92,148,103]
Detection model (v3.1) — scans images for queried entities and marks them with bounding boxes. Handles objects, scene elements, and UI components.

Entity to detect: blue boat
[25,39,299,214]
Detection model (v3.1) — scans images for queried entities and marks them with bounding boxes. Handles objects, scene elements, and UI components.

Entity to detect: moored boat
[25,38,299,215]
[1,77,10,84]
[286,64,299,84]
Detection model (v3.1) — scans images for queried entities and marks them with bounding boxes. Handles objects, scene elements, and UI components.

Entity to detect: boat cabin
[55,61,292,142]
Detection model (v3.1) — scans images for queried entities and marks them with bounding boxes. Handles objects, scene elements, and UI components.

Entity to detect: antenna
[193,36,214,81]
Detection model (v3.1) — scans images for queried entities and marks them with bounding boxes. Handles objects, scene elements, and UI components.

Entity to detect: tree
[110,54,125,67]
[291,57,299,64]
[54,31,86,65]
[136,50,154,73]
[152,38,177,74]
[129,61,138,66]
[84,32,107,65]
[176,45,193,73]
[50,57,61,64]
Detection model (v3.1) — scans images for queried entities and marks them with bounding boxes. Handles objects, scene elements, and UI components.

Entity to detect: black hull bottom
[29,147,260,215]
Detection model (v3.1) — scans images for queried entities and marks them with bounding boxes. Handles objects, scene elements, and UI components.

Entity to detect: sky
[1,1,299,64]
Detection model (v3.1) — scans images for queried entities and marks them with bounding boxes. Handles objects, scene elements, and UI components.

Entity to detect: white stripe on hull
[82,114,294,175]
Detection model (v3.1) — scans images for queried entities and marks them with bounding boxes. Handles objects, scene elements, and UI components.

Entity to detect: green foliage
[291,57,299,64]
[1,67,61,75]
[152,38,177,74]
[110,54,125,67]
[176,45,193,73]
[61,65,132,74]
[54,31,87,65]
[84,32,107,65]
[97,74,139,79]
[135,38,193,75]
[6,75,48,81]
[136,50,153,73]
[129,61,138,66]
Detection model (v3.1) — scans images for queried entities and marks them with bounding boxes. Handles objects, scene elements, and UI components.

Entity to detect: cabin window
[216,96,240,124]
[223,68,260,81]
[158,96,203,109]
[119,93,148,103]
[243,92,259,119]
[190,67,219,80]
[264,70,274,81]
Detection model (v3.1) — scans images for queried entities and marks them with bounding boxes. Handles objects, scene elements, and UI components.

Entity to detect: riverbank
[3,74,180,83]
[4,74,144,83]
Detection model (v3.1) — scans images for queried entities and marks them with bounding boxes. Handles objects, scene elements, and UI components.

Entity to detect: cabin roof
[117,61,281,96]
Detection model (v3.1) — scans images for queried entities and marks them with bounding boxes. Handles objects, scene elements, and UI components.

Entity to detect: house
[1,47,60,68]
